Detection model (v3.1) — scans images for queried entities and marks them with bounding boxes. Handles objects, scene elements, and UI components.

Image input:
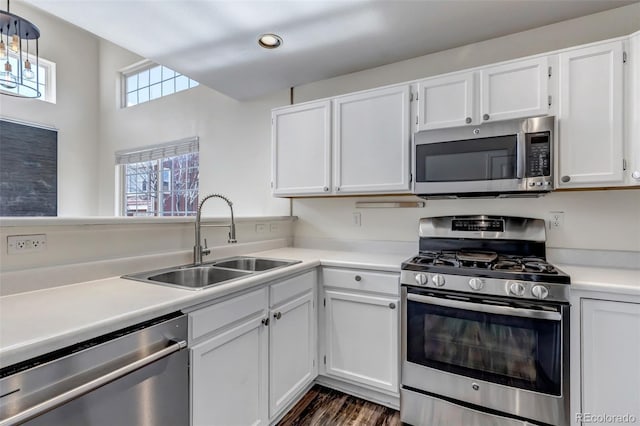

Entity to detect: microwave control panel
[526,132,551,178]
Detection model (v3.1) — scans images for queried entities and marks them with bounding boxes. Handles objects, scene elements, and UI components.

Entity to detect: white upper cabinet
[416,72,475,131]
[626,32,640,185]
[416,57,549,131]
[557,41,625,187]
[480,56,550,122]
[272,100,331,196]
[333,85,411,194]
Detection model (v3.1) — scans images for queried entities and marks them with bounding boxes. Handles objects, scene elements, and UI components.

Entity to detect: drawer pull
[389,303,396,310]
[273,312,282,320]
[354,275,362,282]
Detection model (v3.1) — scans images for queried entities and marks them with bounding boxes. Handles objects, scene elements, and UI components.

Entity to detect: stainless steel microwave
[413,116,554,198]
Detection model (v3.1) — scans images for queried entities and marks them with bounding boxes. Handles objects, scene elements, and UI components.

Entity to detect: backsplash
[0,216,295,273]
[292,189,640,252]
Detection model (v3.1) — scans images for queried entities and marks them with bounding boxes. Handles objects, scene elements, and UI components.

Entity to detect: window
[0,53,56,102]
[122,61,199,108]
[116,137,199,216]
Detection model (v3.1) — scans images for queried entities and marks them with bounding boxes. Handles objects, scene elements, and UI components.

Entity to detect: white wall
[0,1,100,216]
[293,192,640,252]
[291,3,640,253]
[97,40,290,217]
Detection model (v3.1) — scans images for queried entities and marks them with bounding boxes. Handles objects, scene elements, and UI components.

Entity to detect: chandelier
[0,0,40,98]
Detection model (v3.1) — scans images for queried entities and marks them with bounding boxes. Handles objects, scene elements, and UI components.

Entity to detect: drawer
[189,287,267,342]
[270,269,316,307]
[322,267,399,296]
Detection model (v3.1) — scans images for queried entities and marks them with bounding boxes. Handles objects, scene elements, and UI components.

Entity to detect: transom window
[116,138,199,216]
[122,61,199,107]
[0,53,56,102]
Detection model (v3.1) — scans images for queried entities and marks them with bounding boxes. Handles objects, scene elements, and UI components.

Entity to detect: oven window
[406,296,561,395]
[416,135,517,182]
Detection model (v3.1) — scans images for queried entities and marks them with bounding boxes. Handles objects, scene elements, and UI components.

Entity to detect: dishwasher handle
[0,340,187,426]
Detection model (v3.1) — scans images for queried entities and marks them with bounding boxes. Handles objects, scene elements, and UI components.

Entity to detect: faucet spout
[194,193,237,265]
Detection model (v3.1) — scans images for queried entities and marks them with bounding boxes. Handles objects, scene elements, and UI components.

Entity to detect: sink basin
[213,256,297,272]
[122,256,300,290]
[147,267,251,288]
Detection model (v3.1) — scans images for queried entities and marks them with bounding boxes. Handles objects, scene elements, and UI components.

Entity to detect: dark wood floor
[278,385,401,426]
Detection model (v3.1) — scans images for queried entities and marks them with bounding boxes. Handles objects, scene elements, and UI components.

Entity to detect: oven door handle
[407,293,562,321]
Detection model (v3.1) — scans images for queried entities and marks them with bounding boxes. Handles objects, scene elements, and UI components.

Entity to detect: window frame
[120,59,199,108]
[115,137,199,217]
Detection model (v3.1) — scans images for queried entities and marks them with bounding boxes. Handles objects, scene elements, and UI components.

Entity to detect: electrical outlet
[255,224,267,233]
[352,212,361,227]
[269,223,279,233]
[7,234,47,254]
[548,211,564,230]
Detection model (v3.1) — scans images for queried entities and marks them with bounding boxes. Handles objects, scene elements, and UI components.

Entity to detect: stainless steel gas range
[400,215,570,426]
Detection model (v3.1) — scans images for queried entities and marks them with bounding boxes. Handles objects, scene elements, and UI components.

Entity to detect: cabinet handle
[335,187,340,192]
[483,114,490,121]
[323,186,329,192]
[632,171,640,180]
[465,117,472,124]
[354,275,362,282]
[561,176,571,183]
[389,303,396,310]
[262,318,270,326]
[273,312,282,320]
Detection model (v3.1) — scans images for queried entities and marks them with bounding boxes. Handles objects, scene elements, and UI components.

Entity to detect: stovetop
[402,250,570,284]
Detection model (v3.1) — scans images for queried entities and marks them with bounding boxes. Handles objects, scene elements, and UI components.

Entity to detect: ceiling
[24,0,638,100]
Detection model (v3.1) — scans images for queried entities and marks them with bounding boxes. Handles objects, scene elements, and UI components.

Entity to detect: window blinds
[115,136,199,165]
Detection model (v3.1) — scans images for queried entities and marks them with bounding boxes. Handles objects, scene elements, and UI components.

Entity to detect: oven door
[413,130,526,195]
[401,286,569,426]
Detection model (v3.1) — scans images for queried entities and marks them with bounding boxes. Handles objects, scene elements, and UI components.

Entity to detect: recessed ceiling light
[258,33,283,49]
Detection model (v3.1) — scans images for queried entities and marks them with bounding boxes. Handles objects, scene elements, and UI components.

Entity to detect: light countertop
[0,248,407,368]
[1,247,638,369]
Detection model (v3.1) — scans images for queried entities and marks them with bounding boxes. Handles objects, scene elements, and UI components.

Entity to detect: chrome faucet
[194,193,237,265]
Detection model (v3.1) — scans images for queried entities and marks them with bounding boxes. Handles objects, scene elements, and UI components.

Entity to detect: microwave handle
[516,133,526,179]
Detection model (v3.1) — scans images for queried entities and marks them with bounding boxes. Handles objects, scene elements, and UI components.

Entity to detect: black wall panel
[0,120,58,216]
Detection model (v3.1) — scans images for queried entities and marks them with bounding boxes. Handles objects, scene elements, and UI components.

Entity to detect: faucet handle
[202,238,211,256]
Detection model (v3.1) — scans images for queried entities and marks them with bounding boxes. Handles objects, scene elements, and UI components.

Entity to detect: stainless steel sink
[123,256,300,290]
[147,267,251,288]
[213,257,295,272]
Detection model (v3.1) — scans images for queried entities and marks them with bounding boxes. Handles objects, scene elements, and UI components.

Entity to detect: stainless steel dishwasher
[0,312,188,426]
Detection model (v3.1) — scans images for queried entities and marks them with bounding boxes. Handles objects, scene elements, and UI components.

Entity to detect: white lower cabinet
[320,268,400,396]
[580,298,640,424]
[269,290,316,418]
[189,270,317,426]
[191,314,269,426]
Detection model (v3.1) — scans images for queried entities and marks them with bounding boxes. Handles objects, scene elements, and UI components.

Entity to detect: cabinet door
[269,290,316,419]
[626,33,640,185]
[271,100,331,196]
[581,299,640,423]
[480,56,549,122]
[333,85,411,194]
[324,290,399,394]
[191,315,269,426]
[416,72,475,131]
[558,41,624,187]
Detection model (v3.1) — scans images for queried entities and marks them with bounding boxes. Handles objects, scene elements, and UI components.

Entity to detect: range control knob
[432,274,446,287]
[468,278,484,291]
[508,281,526,297]
[415,273,428,286]
[531,285,549,300]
